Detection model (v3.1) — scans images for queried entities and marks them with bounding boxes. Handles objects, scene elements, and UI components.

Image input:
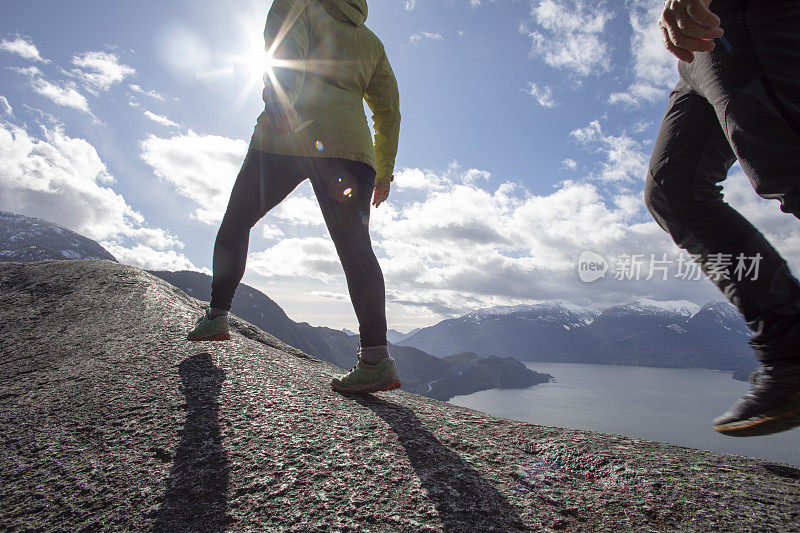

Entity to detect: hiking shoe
[713,362,800,437]
[187,312,231,341]
[331,356,401,393]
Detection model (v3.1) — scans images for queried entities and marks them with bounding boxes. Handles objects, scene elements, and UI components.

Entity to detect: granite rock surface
[1,260,799,532]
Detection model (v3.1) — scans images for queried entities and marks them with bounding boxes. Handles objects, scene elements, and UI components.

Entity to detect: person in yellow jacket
[188,0,402,394]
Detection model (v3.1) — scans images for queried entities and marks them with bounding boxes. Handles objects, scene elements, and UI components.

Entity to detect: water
[449,362,800,466]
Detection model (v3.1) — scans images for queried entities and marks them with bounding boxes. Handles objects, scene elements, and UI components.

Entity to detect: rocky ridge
[0,211,117,263]
[1,260,799,532]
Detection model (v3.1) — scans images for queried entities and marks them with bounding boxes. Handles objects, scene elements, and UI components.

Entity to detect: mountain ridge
[401,298,756,380]
[0,211,117,263]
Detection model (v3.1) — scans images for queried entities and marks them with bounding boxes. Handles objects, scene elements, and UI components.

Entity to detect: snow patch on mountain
[621,298,701,316]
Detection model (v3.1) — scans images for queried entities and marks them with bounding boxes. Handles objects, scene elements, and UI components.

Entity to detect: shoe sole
[714,400,800,437]
[331,379,401,394]
[187,333,231,342]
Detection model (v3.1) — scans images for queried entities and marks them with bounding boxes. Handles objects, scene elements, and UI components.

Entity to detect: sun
[243,43,276,83]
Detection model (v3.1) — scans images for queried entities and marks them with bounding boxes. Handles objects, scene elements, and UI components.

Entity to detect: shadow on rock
[763,463,800,480]
[351,395,529,533]
[154,353,230,532]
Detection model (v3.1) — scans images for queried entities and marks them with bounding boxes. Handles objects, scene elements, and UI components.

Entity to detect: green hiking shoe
[187,312,231,341]
[331,356,401,393]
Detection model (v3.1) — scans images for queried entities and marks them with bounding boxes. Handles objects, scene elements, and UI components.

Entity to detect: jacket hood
[318,0,368,26]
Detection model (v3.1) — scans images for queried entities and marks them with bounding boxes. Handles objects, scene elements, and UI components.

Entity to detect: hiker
[647,0,800,435]
[188,0,402,394]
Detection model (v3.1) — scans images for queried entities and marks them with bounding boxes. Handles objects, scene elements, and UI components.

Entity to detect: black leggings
[645,0,800,361]
[210,149,387,347]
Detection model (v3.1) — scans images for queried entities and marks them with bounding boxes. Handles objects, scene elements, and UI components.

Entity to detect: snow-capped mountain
[0,211,116,263]
[400,298,755,379]
[687,301,752,336]
[404,301,602,361]
[469,301,600,326]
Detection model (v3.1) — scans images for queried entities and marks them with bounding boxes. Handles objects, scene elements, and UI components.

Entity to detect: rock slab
[1,260,799,532]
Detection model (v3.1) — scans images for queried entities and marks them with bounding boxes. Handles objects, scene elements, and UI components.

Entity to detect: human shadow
[350,395,529,532]
[154,353,229,532]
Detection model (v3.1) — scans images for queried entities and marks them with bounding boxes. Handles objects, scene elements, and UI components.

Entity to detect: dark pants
[210,149,387,347]
[645,0,800,361]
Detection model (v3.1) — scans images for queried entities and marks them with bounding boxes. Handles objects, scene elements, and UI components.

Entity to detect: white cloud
[262,224,285,239]
[103,244,208,273]
[570,120,648,183]
[723,172,800,265]
[0,120,198,270]
[522,0,612,77]
[0,37,49,63]
[609,0,678,107]
[0,96,11,115]
[524,82,557,108]
[562,158,578,170]
[271,195,324,226]
[404,0,417,10]
[308,290,349,301]
[143,110,179,127]
[410,31,444,44]
[394,167,446,191]
[129,84,165,101]
[463,168,491,184]
[72,51,135,92]
[248,238,342,281]
[31,78,92,114]
[10,65,92,115]
[139,130,248,224]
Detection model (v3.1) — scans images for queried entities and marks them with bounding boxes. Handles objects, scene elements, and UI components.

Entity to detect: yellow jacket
[251,0,401,184]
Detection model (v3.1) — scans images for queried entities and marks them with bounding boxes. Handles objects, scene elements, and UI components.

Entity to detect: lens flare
[343,187,353,197]
[315,140,325,152]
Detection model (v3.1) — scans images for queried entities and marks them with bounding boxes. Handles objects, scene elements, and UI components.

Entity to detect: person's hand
[372,182,390,208]
[265,103,298,136]
[659,0,723,63]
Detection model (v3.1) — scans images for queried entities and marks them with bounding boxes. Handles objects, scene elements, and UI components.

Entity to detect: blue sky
[2,0,798,331]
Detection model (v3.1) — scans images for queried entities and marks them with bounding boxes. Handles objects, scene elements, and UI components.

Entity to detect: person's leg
[309,158,399,392]
[209,150,306,313]
[646,85,800,362]
[646,85,800,436]
[645,82,771,333]
[308,158,388,349]
[648,0,800,435]
[673,0,800,362]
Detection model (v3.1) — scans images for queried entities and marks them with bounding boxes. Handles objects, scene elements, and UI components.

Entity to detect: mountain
[401,299,756,380]
[402,301,600,362]
[4,260,797,531]
[427,352,552,401]
[342,327,412,344]
[387,328,415,344]
[150,270,546,401]
[0,211,116,263]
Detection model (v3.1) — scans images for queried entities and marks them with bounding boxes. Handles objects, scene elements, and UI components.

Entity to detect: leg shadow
[154,353,229,532]
[351,395,529,532]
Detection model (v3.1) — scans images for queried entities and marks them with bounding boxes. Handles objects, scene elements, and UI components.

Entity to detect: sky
[1,0,798,332]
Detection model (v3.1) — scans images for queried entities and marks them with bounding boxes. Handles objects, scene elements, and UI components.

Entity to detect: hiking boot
[713,361,800,437]
[187,312,231,341]
[331,355,401,393]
